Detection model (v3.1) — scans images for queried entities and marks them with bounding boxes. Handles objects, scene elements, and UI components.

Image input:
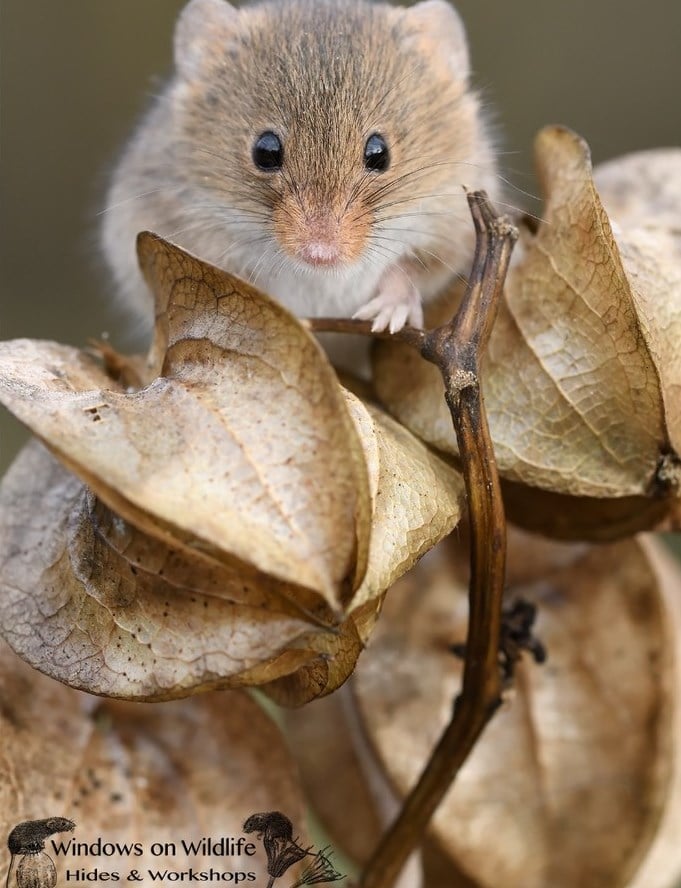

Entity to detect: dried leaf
[0,236,464,701]
[594,150,681,457]
[352,531,677,888]
[0,238,372,609]
[373,128,681,535]
[261,612,365,707]
[138,232,374,602]
[262,395,463,705]
[344,393,464,615]
[594,148,681,242]
[0,401,462,702]
[488,128,676,494]
[0,638,307,886]
[0,441,322,699]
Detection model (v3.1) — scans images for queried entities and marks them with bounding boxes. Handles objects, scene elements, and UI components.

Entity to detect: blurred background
[1,0,681,472]
[1,7,681,883]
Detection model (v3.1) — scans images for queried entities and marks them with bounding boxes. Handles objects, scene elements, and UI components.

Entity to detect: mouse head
[172,0,495,278]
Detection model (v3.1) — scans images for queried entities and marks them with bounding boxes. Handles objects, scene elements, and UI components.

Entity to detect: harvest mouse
[101,0,498,361]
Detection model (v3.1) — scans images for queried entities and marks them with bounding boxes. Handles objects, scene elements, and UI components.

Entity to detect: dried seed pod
[373,130,681,539]
[0,236,463,704]
[14,853,56,888]
[350,532,680,888]
[0,638,308,887]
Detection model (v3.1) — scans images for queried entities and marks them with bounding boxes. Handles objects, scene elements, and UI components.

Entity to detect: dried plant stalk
[309,191,517,887]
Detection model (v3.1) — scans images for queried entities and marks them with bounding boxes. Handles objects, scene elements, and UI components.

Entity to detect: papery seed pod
[15,853,56,888]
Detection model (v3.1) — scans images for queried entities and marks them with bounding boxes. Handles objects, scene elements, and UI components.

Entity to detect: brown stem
[358,192,518,888]
[303,317,427,351]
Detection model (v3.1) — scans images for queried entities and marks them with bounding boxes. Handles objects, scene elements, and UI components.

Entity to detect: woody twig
[309,191,518,888]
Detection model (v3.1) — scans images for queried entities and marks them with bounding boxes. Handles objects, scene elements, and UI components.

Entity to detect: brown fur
[101,0,498,339]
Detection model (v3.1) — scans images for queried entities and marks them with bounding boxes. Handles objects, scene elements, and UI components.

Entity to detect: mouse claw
[353,266,424,334]
[352,299,384,323]
[388,302,411,334]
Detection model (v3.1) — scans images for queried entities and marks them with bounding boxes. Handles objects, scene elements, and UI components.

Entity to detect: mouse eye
[252,131,283,171]
[364,133,390,172]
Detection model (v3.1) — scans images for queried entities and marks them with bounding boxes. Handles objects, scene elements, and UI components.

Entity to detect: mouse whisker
[178,205,273,225]
[246,248,271,287]
[97,186,189,216]
[375,227,472,259]
[371,191,468,212]
[365,240,404,263]
[370,236,432,271]
[417,250,458,277]
[361,247,394,276]
[375,209,472,225]
[361,160,466,201]
[361,156,530,209]
[361,172,464,209]
[160,218,264,243]
[486,200,547,224]
[174,207,271,225]
[344,168,378,214]
[207,229,277,271]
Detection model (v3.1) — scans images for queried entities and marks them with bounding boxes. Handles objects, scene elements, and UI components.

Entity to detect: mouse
[7,818,74,857]
[5,818,75,888]
[101,0,499,365]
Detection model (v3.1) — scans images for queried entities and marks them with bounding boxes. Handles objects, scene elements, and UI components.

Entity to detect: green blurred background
[1,0,680,472]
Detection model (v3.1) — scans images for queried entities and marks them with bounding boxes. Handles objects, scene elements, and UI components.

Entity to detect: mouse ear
[175,0,239,80]
[403,0,470,82]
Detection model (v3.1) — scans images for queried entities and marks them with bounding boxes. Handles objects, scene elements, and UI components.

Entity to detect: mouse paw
[353,267,424,333]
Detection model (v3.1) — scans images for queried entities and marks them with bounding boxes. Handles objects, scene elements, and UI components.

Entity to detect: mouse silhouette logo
[242,812,344,887]
[5,819,75,888]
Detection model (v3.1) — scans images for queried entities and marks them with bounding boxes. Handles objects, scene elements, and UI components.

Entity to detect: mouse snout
[298,239,342,267]
[274,200,369,270]
[295,211,342,267]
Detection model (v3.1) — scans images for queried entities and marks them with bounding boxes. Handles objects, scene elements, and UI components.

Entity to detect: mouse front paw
[352,265,424,333]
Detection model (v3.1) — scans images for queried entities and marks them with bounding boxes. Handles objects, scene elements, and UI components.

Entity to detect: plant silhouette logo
[243,812,345,887]
[5,819,76,888]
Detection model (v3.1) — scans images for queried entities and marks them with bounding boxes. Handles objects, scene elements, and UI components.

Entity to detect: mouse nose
[274,200,365,268]
[297,240,342,267]
[295,210,344,267]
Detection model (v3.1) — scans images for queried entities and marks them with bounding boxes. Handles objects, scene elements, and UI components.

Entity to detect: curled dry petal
[0,236,464,701]
[262,395,463,706]
[594,149,681,458]
[352,532,678,888]
[373,128,681,537]
[594,148,681,243]
[137,232,372,604]
[0,639,306,887]
[0,442,324,699]
[344,393,464,615]
[0,236,371,609]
